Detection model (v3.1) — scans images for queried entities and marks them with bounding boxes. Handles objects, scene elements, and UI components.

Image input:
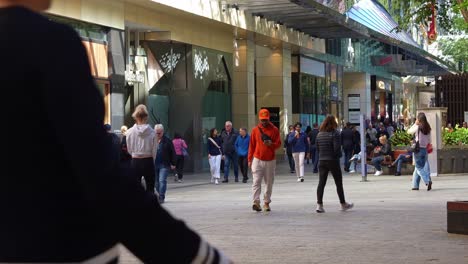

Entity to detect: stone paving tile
[120,163,468,263]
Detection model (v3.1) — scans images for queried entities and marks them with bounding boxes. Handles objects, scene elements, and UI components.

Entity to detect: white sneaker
[211,177,215,183]
[316,204,325,213]
[297,178,301,182]
[374,170,383,176]
[215,179,219,185]
[177,179,183,183]
[341,202,354,211]
[349,170,356,173]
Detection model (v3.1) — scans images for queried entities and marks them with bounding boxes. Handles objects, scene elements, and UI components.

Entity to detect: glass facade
[140,41,232,172]
[292,56,343,126]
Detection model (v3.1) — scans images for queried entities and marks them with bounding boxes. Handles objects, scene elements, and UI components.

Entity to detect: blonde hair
[132,104,148,121]
[379,135,387,143]
[120,125,128,135]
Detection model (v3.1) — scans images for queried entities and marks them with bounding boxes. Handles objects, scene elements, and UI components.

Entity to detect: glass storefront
[292,56,343,127]
[134,41,232,172]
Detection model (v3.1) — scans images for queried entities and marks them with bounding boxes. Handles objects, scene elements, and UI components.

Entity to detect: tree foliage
[377,0,468,34]
[439,37,468,71]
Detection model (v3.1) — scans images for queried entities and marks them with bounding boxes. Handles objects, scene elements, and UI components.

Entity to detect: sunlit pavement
[120,162,468,264]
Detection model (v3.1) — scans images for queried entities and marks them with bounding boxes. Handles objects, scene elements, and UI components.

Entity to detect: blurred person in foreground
[0,1,230,263]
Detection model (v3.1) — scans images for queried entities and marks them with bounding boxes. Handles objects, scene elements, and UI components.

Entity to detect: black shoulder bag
[258,127,272,142]
[410,129,420,153]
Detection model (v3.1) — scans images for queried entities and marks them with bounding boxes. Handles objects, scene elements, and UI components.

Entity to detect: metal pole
[360,113,368,182]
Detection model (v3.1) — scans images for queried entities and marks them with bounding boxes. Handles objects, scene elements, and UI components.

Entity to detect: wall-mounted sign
[348,94,360,110]
[125,71,145,84]
[348,111,360,124]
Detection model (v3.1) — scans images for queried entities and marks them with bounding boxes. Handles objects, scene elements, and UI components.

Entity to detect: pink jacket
[172,138,188,156]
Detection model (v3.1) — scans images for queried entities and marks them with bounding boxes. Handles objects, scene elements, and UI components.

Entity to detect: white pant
[292,152,305,177]
[251,158,276,204]
[209,155,221,179]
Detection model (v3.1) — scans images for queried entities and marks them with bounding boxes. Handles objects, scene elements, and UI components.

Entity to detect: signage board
[348,94,360,110]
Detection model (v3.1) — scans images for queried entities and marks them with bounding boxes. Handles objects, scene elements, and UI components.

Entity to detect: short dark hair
[319,115,338,132]
[294,122,302,128]
[174,132,182,139]
[313,123,318,128]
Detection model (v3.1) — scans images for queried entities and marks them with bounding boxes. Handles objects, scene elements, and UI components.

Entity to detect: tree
[377,0,468,34]
[438,37,468,71]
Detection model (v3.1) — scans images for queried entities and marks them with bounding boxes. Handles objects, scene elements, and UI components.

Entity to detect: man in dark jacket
[341,122,355,172]
[221,121,239,182]
[284,125,295,173]
[153,124,177,204]
[0,1,230,262]
[308,123,319,173]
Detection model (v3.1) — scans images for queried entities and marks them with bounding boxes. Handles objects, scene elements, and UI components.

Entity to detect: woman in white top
[126,104,156,194]
[407,112,432,191]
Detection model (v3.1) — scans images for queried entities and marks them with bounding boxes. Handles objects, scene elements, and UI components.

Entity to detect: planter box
[447,201,468,235]
[438,148,468,174]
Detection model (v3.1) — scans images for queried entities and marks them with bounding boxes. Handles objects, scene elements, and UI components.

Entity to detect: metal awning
[223,0,370,39]
[221,0,453,76]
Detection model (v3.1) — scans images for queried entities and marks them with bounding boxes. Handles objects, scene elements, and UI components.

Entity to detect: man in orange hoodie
[248,109,281,212]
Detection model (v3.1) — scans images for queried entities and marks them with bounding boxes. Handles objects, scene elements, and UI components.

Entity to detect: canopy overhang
[221,0,453,76]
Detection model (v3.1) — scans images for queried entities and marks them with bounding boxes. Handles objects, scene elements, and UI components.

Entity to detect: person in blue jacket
[235,127,250,183]
[288,122,310,182]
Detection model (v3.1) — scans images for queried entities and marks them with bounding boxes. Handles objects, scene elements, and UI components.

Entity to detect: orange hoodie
[248,122,281,162]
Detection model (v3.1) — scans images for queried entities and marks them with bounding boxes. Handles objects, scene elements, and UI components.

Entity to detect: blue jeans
[412,152,431,188]
[155,167,169,201]
[224,153,239,180]
[394,154,411,173]
[372,155,385,171]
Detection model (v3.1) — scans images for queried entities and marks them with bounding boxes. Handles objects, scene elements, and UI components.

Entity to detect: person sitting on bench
[388,148,412,176]
[371,135,391,176]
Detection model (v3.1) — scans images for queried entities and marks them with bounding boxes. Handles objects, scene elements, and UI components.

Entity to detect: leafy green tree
[377,0,468,34]
[438,37,468,71]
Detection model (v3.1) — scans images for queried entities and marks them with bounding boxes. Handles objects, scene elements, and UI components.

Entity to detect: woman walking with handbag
[408,112,432,191]
[207,128,223,184]
[172,133,188,183]
[315,115,354,213]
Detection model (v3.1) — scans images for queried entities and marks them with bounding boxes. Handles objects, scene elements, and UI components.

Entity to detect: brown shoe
[252,201,262,212]
[263,202,271,212]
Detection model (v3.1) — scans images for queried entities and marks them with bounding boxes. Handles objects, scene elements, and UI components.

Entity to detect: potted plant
[389,129,412,159]
[439,125,468,173]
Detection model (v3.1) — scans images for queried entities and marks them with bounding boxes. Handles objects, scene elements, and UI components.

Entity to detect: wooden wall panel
[82,41,108,78]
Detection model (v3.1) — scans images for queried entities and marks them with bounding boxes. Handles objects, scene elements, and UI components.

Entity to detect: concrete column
[282,48,293,136]
[255,45,292,153]
[232,39,256,130]
[343,72,372,124]
[107,29,126,130]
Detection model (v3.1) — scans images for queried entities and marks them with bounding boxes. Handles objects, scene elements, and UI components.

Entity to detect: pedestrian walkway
[122,160,468,264]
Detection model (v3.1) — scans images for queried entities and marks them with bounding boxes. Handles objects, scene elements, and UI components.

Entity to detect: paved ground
[120,161,468,264]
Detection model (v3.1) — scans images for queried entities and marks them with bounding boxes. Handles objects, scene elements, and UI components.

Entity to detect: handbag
[180,140,189,157]
[409,129,420,153]
[427,143,433,154]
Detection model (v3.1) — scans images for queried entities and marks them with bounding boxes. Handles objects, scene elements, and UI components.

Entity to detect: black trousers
[238,155,248,179]
[131,157,155,194]
[175,155,185,179]
[317,160,346,205]
[287,152,295,171]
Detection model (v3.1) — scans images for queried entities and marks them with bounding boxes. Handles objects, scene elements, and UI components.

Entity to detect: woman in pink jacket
[172,133,188,182]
